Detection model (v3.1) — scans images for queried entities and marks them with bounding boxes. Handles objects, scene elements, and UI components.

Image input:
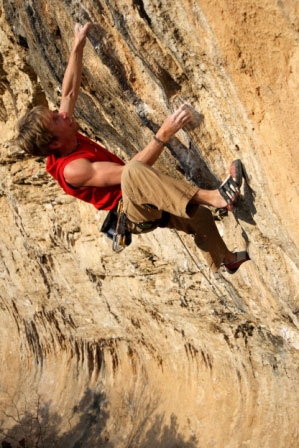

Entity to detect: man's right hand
[156,104,194,143]
[73,22,93,49]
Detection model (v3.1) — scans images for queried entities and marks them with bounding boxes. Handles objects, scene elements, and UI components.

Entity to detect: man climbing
[15,22,250,274]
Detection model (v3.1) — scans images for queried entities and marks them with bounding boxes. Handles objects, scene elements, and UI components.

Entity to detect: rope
[173,229,224,298]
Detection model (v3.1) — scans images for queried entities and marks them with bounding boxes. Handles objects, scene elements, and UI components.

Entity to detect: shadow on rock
[131,413,199,448]
[1,390,198,448]
[0,389,111,448]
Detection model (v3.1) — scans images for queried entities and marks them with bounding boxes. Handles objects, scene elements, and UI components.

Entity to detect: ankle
[192,189,225,208]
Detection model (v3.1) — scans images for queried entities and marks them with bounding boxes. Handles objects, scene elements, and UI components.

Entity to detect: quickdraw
[112,200,129,253]
[100,200,132,253]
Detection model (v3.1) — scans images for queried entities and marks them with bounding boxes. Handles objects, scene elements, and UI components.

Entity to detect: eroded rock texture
[0,0,299,446]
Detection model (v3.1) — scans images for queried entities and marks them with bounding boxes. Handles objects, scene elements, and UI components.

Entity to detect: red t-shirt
[46,133,124,210]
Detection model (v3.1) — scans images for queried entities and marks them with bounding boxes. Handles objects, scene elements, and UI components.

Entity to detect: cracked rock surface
[0,0,299,446]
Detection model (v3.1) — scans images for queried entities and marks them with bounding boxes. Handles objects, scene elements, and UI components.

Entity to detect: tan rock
[0,0,298,446]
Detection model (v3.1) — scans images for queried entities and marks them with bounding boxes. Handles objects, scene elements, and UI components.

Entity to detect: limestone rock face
[1,0,299,446]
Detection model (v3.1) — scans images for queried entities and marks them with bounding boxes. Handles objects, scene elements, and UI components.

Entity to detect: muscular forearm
[61,45,84,103]
[132,135,167,165]
[132,105,193,166]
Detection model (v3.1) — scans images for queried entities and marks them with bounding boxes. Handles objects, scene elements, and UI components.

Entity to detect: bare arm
[64,159,125,187]
[59,22,93,117]
[59,23,193,188]
[64,104,194,188]
[132,104,193,165]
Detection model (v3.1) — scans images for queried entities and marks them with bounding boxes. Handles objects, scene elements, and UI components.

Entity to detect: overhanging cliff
[0,0,299,446]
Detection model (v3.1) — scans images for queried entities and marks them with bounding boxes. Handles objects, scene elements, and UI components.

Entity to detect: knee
[122,160,152,185]
[121,160,146,194]
[124,160,145,173]
[122,160,143,181]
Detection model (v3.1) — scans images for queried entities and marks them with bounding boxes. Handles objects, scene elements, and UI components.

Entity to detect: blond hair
[14,105,56,157]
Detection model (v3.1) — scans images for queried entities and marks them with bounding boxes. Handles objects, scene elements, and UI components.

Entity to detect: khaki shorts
[121,161,198,222]
[121,161,229,269]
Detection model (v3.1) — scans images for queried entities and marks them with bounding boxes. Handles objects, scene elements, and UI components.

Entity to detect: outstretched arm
[59,22,93,117]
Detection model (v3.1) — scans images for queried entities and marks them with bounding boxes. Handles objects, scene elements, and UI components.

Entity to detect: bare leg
[190,159,243,209]
[189,188,227,209]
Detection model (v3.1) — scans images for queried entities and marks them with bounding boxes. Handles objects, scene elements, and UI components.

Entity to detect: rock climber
[14,22,250,273]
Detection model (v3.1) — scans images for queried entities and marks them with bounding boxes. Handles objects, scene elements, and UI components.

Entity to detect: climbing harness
[100,200,170,252]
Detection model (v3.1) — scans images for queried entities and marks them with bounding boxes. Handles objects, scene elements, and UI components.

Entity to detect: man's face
[45,111,79,153]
